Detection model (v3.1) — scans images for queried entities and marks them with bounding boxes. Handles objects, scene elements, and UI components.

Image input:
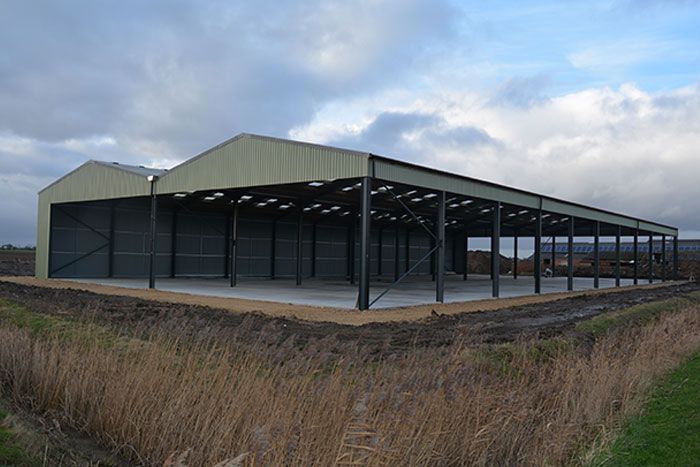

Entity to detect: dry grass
[0,302,698,465]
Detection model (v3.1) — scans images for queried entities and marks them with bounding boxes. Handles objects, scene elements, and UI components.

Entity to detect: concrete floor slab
[66,274,648,309]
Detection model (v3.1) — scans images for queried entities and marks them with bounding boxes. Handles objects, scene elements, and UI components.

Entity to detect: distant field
[0,250,34,276]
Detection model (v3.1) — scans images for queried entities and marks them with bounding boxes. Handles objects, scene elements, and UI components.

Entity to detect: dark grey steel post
[661,234,666,282]
[534,211,542,294]
[108,202,115,278]
[593,221,600,289]
[513,232,518,279]
[310,223,316,278]
[492,203,501,298]
[633,230,638,285]
[551,236,556,277]
[648,234,653,283]
[229,205,239,287]
[430,235,436,282]
[436,191,446,302]
[348,217,356,284]
[673,236,679,280]
[463,230,469,281]
[567,217,574,291]
[147,177,158,289]
[405,228,410,273]
[224,212,231,278]
[394,221,400,281]
[296,211,303,286]
[377,228,383,277]
[615,226,621,287]
[270,219,277,279]
[170,210,178,279]
[358,177,371,310]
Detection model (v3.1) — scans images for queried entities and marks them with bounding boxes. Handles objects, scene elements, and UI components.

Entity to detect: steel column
[108,202,115,278]
[296,211,303,286]
[673,236,679,280]
[513,232,518,279]
[405,229,410,273]
[648,234,654,284]
[567,217,574,291]
[463,230,468,281]
[270,219,277,279]
[436,191,445,303]
[661,234,667,282]
[551,236,556,276]
[229,206,239,287]
[492,203,501,298]
[593,221,600,289]
[534,211,542,294]
[633,230,638,285]
[311,223,316,278]
[147,178,158,289]
[224,212,231,278]
[394,221,400,281]
[378,228,383,277]
[615,226,621,287]
[358,177,371,310]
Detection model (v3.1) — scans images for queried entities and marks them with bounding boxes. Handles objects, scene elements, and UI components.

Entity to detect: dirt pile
[467,250,513,274]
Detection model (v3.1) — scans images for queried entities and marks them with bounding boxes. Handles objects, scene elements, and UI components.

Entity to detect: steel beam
[648,234,654,284]
[492,203,501,298]
[296,211,303,286]
[661,234,666,282]
[229,205,239,287]
[673,236,679,280]
[567,217,574,291]
[593,221,600,289]
[615,225,621,287]
[633,230,638,285]
[534,211,542,294]
[436,191,445,303]
[358,177,371,310]
[148,180,158,289]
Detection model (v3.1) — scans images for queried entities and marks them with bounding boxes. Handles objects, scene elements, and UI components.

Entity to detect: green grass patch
[0,409,35,466]
[592,351,700,466]
[576,292,700,337]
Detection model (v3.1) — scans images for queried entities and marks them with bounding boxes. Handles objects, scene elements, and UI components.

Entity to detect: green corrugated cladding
[156,134,369,194]
[35,161,153,278]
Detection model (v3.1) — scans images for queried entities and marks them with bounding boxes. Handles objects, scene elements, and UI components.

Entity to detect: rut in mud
[0,280,697,355]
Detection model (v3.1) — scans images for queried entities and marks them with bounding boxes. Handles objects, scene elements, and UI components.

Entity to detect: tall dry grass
[0,305,698,466]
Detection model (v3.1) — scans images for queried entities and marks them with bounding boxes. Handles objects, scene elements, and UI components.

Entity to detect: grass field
[592,352,700,466]
[0,290,698,465]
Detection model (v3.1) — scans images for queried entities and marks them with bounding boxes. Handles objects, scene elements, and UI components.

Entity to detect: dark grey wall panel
[174,212,226,277]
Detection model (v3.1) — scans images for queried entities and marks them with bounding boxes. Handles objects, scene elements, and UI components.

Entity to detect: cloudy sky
[1,0,699,246]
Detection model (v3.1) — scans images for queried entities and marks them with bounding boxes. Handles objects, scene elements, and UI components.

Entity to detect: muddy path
[0,281,697,354]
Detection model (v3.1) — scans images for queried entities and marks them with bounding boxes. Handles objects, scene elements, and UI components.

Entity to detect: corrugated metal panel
[35,193,50,278]
[638,221,676,237]
[541,199,637,229]
[157,134,369,194]
[373,159,541,208]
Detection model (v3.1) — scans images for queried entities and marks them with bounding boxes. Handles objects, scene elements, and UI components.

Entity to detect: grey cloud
[487,75,552,108]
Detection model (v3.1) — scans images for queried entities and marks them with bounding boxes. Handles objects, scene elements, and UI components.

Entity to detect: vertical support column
[633,229,638,285]
[534,211,542,294]
[377,227,383,277]
[147,177,158,289]
[551,236,556,277]
[405,228,410,273]
[358,177,371,310]
[270,219,277,279]
[661,234,667,282]
[648,234,654,284]
[673,236,679,281]
[513,232,518,279]
[463,229,469,281]
[224,212,231,279]
[394,221,400,282]
[296,211,303,286]
[567,217,574,291]
[593,221,600,289]
[615,226,621,287]
[430,235,436,282]
[229,205,239,287]
[492,202,501,298]
[348,216,356,284]
[310,222,316,278]
[436,191,446,303]
[108,202,115,278]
